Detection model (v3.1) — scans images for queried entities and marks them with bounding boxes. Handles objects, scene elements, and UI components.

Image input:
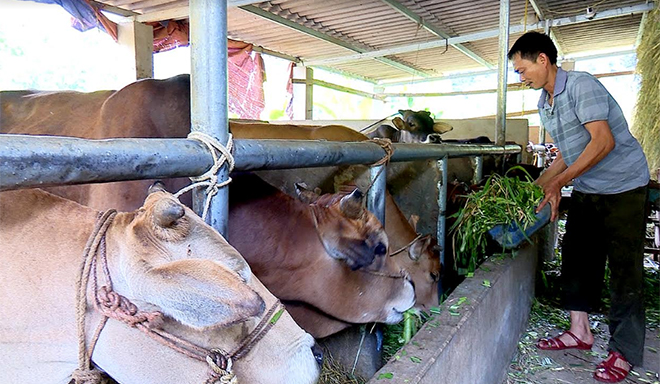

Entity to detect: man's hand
[537,176,562,221]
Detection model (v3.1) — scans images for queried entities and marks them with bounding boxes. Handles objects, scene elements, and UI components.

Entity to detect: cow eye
[374,242,387,256]
[430,272,439,282]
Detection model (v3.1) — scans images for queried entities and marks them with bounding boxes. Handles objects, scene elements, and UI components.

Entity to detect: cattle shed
[1,1,657,384]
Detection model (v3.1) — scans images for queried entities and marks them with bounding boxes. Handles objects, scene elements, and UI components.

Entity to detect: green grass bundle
[449,168,544,274]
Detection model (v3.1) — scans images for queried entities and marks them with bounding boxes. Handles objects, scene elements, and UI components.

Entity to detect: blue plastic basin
[487,204,552,249]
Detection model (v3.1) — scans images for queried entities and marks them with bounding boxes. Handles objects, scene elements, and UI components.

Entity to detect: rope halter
[174,132,235,221]
[73,210,284,384]
[389,233,425,256]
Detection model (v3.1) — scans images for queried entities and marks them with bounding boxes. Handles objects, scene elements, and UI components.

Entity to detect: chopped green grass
[449,167,544,274]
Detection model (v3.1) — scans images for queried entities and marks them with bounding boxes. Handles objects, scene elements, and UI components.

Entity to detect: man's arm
[536,151,567,189]
[537,120,615,221]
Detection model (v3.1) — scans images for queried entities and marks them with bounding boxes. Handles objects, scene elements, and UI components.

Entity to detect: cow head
[98,185,320,384]
[397,110,454,135]
[295,183,389,270]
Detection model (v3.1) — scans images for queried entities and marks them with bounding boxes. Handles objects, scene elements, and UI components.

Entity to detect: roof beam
[379,0,495,69]
[379,48,635,86]
[378,70,634,97]
[306,2,655,67]
[635,10,648,47]
[252,45,301,63]
[239,4,431,78]
[91,0,138,17]
[133,1,261,22]
[527,0,565,57]
[134,6,188,22]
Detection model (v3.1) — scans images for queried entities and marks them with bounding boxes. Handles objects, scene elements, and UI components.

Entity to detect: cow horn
[148,181,167,194]
[295,183,321,204]
[339,189,364,219]
[153,199,185,228]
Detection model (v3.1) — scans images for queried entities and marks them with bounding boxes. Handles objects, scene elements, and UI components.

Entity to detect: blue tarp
[25,0,108,33]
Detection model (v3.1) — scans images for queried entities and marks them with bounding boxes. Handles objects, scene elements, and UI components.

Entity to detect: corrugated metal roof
[96,0,654,82]
[553,13,644,54]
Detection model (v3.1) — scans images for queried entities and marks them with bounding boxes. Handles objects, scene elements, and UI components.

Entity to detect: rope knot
[206,349,237,384]
[96,286,164,329]
[71,367,105,384]
[174,132,235,221]
[368,138,394,167]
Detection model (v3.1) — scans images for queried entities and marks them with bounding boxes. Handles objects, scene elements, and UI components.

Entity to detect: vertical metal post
[367,165,386,225]
[471,156,483,185]
[436,156,448,298]
[495,0,510,146]
[305,67,314,120]
[190,0,230,236]
[538,123,547,144]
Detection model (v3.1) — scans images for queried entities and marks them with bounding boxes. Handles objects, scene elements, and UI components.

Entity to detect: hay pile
[632,7,660,174]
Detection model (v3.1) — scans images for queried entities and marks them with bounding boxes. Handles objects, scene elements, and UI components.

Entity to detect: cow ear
[432,122,453,134]
[409,234,433,262]
[339,189,364,219]
[130,259,265,329]
[152,198,185,228]
[148,181,167,194]
[295,183,321,204]
[392,117,406,131]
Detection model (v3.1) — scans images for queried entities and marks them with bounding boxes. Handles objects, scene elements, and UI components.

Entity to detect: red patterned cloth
[227,40,265,119]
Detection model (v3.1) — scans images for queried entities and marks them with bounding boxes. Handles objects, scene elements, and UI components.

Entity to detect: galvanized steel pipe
[496,0,510,146]
[436,156,448,299]
[190,0,230,235]
[471,156,484,185]
[367,165,387,225]
[0,135,521,191]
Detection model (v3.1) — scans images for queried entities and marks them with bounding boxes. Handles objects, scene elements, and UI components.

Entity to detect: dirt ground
[505,315,660,384]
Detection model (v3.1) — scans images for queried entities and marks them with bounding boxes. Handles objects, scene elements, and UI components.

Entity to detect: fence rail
[0,134,521,191]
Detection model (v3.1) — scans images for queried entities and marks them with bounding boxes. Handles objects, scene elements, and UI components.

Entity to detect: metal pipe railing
[495,0,510,146]
[0,135,521,191]
[436,156,449,299]
[190,0,230,235]
[367,165,387,225]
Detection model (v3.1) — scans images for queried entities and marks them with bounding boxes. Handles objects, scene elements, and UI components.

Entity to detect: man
[508,31,650,383]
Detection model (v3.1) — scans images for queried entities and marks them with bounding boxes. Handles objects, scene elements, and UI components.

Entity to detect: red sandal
[593,350,632,383]
[536,330,593,350]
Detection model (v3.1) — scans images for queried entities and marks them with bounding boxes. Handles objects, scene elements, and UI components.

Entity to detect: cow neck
[385,194,419,252]
[74,209,284,384]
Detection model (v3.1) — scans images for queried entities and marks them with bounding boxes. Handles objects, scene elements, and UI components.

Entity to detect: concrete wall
[367,242,538,384]
[275,118,529,148]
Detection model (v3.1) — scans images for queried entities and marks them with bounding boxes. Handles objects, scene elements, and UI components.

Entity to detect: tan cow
[0,186,320,384]
[0,75,439,318]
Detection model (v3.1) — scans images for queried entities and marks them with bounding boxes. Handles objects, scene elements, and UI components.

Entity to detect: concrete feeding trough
[367,242,538,384]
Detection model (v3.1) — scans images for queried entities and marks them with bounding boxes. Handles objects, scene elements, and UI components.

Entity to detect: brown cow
[228,173,415,337]
[0,186,320,384]
[0,75,439,321]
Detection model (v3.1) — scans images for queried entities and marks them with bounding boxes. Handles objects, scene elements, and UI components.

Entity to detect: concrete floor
[505,319,660,384]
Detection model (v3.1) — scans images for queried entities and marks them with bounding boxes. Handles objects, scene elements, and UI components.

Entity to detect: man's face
[511,53,549,90]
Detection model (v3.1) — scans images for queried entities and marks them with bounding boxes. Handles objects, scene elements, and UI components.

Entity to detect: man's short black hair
[507,31,558,65]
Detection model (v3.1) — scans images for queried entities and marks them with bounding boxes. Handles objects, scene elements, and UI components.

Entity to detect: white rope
[174,132,235,221]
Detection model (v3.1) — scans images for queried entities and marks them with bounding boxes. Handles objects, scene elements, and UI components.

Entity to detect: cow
[0,75,439,325]
[0,186,321,384]
[228,173,415,337]
[365,111,454,143]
